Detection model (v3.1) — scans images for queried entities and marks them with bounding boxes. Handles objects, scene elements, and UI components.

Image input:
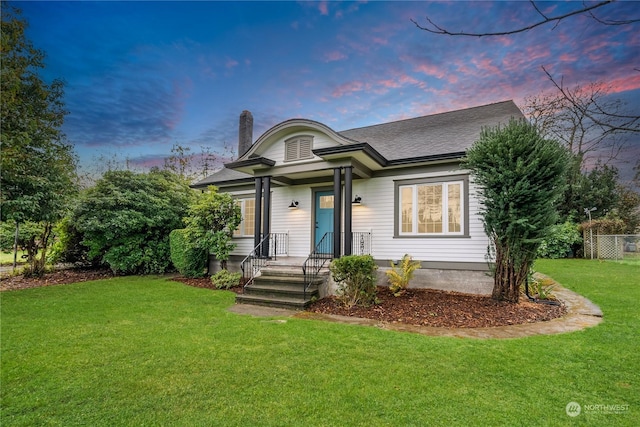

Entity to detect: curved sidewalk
[230,284,603,339]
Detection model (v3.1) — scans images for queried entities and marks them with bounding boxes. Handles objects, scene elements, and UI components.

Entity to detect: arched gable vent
[284,135,313,162]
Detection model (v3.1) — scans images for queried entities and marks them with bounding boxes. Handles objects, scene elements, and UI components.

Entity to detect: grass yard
[1,260,638,426]
[0,251,26,266]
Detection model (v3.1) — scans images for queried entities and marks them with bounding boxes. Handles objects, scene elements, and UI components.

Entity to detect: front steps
[235,263,327,310]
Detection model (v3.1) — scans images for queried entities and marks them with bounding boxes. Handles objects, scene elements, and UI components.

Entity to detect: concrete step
[244,282,318,300]
[235,293,316,310]
[254,274,323,287]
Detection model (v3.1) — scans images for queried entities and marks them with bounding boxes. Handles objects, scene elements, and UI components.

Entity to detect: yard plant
[464,119,569,302]
[330,254,378,307]
[386,253,421,296]
[2,259,638,426]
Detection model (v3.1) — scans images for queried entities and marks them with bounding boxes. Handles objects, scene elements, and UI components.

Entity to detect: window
[319,195,334,208]
[233,198,265,237]
[284,136,313,162]
[396,177,466,236]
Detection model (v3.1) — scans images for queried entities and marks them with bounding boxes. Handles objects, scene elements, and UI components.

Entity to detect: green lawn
[1,260,638,426]
[0,251,26,266]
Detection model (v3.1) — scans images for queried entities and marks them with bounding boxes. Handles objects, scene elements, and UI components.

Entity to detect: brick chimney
[238,110,253,157]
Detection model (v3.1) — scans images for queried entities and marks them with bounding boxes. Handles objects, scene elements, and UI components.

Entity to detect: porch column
[344,166,353,256]
[333,168,342,258]
[253,177,263,251]
[261,176,271,257]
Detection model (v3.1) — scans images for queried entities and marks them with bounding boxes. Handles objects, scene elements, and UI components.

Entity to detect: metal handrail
[240,232,288,290]
[302,232,334,299]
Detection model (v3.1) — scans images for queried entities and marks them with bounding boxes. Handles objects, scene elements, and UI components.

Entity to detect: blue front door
[314,191,334,247]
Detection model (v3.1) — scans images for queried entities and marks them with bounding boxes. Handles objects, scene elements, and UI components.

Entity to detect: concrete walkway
[229,284,603,339]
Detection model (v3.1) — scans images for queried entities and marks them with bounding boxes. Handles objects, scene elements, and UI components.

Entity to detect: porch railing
[302,231,372,299]
[351,231,372,256]
[302,232,333,299]
[240,232,288,289]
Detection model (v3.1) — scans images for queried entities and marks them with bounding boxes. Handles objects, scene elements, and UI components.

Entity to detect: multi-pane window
[234,199,256,237]
[399,180,463,235]
[284,136,313,162]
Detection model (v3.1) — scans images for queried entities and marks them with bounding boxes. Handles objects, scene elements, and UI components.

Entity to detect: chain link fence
[583,234,640,260]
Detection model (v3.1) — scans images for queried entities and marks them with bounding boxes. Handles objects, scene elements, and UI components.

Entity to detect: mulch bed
[306,286,566,328]
[0,268,114,291]
[1,269,566,328]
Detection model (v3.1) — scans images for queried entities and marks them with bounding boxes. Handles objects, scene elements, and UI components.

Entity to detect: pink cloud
[225,58,239,69]
[607,74,640,94]
[332,80,368,98]
[318,1,329,16]
[324,50,347,62]
[559,53,578,62]
[414,63,447,79]
[372,36,388,46]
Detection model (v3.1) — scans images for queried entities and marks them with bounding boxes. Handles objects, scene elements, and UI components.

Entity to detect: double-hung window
[234,199,256,237]
[396,176,466,237]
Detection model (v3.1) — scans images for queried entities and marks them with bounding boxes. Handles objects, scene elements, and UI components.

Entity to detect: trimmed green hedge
[169,229,207,278]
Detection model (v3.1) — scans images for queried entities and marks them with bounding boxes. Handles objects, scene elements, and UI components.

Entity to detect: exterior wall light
[288,200,299,209]
[352,195,362,205]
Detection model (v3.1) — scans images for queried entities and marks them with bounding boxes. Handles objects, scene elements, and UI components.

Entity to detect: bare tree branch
[541,66,640,135]
[412,1,618,37]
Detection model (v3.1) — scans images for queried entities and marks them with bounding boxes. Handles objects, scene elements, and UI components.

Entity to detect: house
[192,101,524,308]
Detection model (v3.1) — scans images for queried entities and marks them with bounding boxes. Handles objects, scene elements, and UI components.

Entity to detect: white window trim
[233,198,255,238]
[397,179,465,237]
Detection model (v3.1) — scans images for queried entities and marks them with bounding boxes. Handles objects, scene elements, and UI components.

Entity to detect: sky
[11,0,640,181]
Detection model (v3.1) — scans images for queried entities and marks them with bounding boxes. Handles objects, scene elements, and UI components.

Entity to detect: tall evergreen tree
[464,119,569,302]
[1,5,78,275]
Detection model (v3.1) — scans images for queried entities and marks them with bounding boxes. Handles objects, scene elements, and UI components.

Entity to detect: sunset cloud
[15,0,638,181]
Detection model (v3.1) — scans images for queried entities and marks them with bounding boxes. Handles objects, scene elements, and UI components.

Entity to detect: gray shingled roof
[192,167,251,187]
[338,100,523,161]
[192,100,523,188]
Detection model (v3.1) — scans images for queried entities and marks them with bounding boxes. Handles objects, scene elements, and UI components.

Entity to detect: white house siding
[223,168,493,294]
[228,168,489,265]
[351,169,489,265]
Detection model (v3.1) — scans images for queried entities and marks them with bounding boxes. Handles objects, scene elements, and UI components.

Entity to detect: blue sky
[12,1,640,180]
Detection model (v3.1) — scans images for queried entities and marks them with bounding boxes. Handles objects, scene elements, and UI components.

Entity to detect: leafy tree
[183,186,241,270]
[71,170,194,275]
[615,185,640,233]
[464,119,569,302]
[1,5,78,276]
[559,160,620,222]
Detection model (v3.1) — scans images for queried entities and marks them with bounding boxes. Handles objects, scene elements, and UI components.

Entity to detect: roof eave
[313,143,388,167]
[385,151,466,166]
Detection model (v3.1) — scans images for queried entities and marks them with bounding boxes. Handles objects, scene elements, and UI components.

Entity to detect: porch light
[288,200,299,209]
[352,195,362,205]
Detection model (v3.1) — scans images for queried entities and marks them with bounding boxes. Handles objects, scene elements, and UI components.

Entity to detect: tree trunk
[12,221,19,272]
[491,244,523,303]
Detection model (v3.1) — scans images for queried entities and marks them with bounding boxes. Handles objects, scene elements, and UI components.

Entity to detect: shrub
[330,255,378,308]
[183,186,242,270]
[72,170,194,275]
[170,229,207,278]
[537,222,582,259]
[386,254,421,296]
[211,269,241,289]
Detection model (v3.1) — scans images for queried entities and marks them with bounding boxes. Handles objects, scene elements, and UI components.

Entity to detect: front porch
[233,231,372,310]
